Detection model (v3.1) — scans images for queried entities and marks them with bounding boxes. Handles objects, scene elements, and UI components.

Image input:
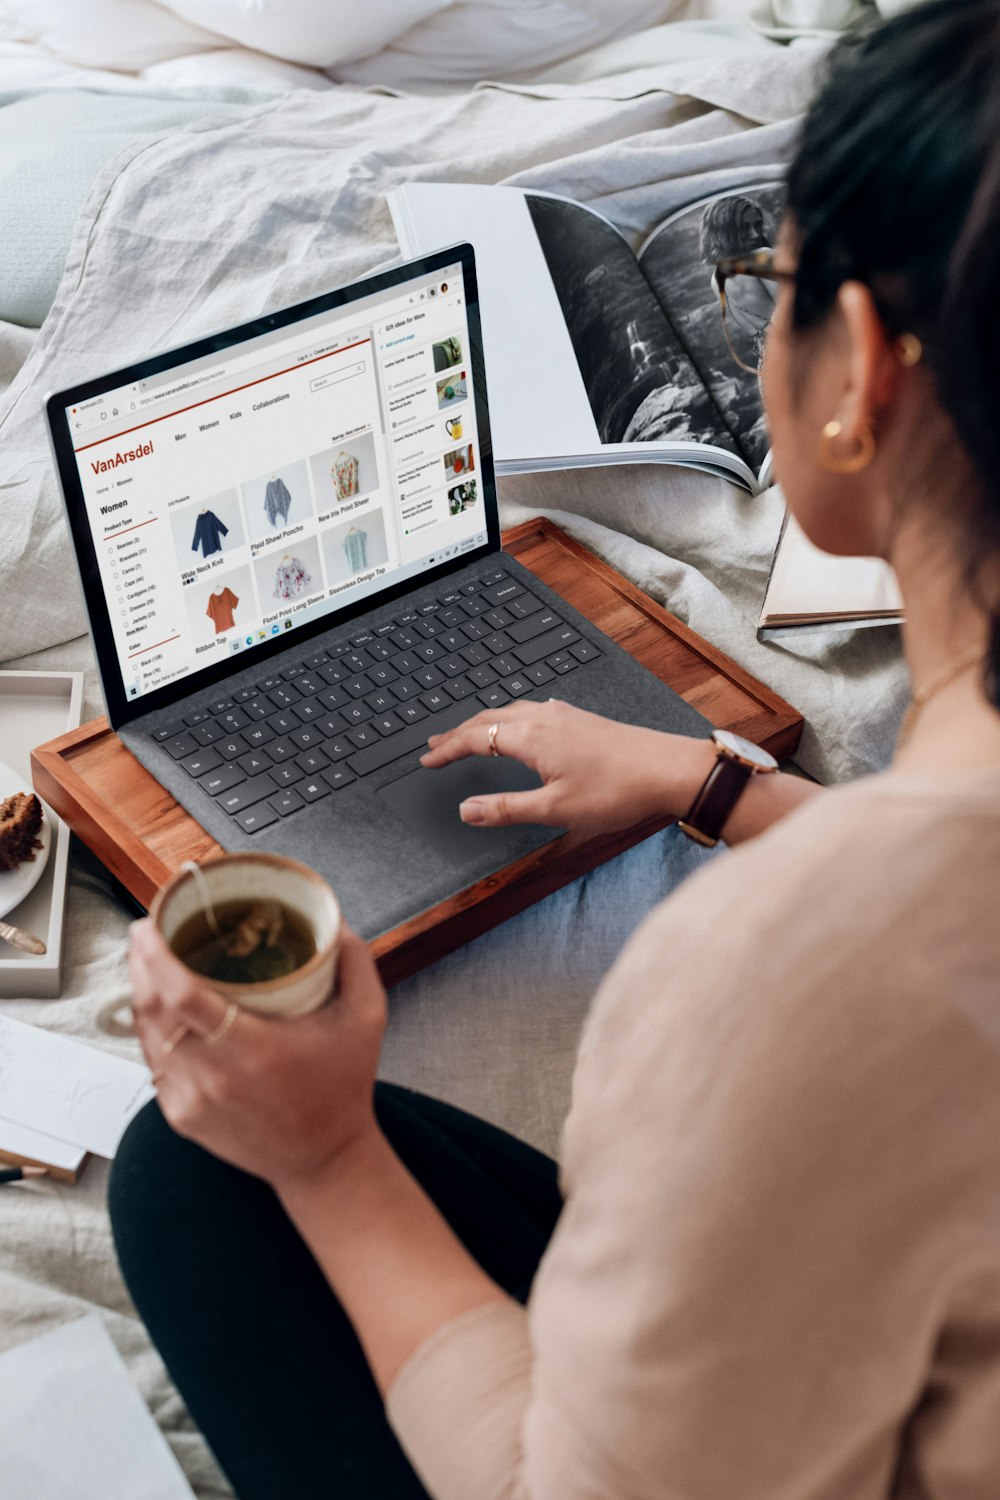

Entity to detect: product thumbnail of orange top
[206,586,239,634]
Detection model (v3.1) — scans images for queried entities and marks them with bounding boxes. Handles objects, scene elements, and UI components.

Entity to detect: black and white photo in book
[525,182,786,480]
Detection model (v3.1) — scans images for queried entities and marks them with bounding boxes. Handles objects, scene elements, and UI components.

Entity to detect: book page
[763,512,903,623]
[389,182,599,463]
[0,1017,153,1159]
[0,1317,195,1500]
[637,182,787,476]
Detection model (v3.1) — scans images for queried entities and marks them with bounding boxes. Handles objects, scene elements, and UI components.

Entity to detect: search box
[310,360,366,394]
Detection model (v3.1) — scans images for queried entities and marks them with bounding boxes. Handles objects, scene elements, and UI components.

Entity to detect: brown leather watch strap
[677,756,754,848]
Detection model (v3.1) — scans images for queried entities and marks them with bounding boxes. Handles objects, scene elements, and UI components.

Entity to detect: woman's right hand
[419,700,716,837]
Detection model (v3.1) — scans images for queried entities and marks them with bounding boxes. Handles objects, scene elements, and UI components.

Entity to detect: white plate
[0,760,52,920]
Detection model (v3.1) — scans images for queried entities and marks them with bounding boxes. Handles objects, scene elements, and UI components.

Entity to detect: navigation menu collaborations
[68,265,486,703]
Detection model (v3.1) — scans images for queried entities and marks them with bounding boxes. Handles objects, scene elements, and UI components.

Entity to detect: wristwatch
[677,730,778,848]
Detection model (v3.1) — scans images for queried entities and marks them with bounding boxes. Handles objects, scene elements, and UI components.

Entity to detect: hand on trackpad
[378,757,557,863]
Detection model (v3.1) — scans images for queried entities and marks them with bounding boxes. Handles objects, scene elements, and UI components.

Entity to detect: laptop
[47,244,711,940]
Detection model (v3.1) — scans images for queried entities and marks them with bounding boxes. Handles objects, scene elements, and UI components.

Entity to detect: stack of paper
[0,1016,153,1175]
[0,1317,196,1499]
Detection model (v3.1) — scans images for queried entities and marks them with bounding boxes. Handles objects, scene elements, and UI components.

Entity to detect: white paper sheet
[0,1016,153,1159]
[0,1317,195,1500]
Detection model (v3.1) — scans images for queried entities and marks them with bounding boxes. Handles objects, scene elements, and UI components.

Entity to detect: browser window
[64,264,487,703]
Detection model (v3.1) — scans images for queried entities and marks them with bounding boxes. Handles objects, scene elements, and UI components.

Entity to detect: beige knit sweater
[387,769,1000,1499]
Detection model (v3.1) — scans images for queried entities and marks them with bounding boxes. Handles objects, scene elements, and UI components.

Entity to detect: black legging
[109,1083,562,1499]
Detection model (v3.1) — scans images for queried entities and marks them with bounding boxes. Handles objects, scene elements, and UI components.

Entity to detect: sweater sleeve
[191,514,204,553]
[384,791,1000,1500]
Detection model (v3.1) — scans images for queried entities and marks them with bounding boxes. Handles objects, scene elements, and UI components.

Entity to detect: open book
[758,511,903,639]
[389,179,786,492]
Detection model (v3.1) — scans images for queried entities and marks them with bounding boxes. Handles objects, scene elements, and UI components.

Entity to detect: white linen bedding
[0,32,908,1497]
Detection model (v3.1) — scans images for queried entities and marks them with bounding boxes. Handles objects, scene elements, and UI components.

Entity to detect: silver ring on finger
[488,722,502,758]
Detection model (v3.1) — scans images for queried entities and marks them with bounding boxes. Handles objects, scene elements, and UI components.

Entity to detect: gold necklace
[897,647,984,748]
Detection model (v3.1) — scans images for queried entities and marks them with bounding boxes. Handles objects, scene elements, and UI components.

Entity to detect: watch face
[712,729,778,771]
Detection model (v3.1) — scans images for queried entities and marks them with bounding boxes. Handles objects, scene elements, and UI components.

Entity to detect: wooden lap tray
[32,519,802,985]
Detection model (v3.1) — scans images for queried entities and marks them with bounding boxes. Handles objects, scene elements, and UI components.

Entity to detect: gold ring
[161,1024,189,1056]
[204,1002,239,1047]
[488,722,502,758]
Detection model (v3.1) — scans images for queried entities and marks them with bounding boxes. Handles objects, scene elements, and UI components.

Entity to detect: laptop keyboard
[149,568,602,835]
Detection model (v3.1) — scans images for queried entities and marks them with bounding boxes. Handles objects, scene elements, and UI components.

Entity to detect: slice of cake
[0,792,43,872]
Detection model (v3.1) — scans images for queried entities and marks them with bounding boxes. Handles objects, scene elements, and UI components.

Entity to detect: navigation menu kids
[72,267,485,703]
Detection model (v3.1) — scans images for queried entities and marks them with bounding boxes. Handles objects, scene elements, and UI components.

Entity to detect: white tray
[0,671,84,997]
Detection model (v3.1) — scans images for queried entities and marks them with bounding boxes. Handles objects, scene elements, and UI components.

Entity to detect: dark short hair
[786,0,1000,703]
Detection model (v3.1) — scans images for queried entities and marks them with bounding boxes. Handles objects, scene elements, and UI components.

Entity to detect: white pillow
[157,0,453,68]
[333,0,680,89]
[5,0,224,72]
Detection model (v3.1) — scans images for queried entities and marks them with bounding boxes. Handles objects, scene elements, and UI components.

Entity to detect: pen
[0,1166,48,1185]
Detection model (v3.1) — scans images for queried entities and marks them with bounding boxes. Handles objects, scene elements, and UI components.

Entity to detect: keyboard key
[243,699,272,722]
[368,662,398,686]
[299,779,330,804]
[347,697,471,776]
[483,578,525,606]
[257,675,282,693]
[296,748,330,775]
[152,724,181,742]
[238,750,271,777]
[316,711,346,736]
[477,686,511,710]
[346,724,381,749]
[437,608,465,629]
[439,590,462,607]
[350,631,375,647]
[234,803,280,834]
[290,726,324,750]
[208,698,233,715]
[191,721,223,747]
[437,629,468,652]
[461,595,489,616]
[395,652,421,675]
[484,608,513,631]
[459,581,482,595]
[318,686,350,712]
[513,624,580,666]
[374,622,396,637]
[183,709,210,727]
[325,737,354,761]
[203,764,246,796]
[438,654,468,679]
[392,628,418,650]
[414,665,444,689]
[506,594,545,621]
[264,736,297,762]
[398,701,429,726]
[366,690,396,714]
[265,710,299,736]
[367,639,396,662]
[489,654,520,680]
[415,640,445,663]
[269,788,305,817]
[233,685,260,702]
[268,685,301,710]
[506,608,561,644]
[318,662,350,687]
[217,734,248,760]
[295,673,323,697]
[480,568,507,586]
[342,701,374,726]
[373,712,403,736]
[163,734,197,760]
[344,675,374,698]
[219,708,250,732]
[219,773,276,813]
[389,676,421,701]
[421,689,450,713]
[547,651,579,674]
[281,664,305,681]
[460,642,491,667]
[570,640,602,664]
[321,763,358,793]
[343,650,372,674]
[291,699,323,722]
[444,675,477,701]
[482,631,513,656]
[501,673,531,697]
[243,723,275,748]
[467,664,498,688]
[303,652,329,670]
[271,762,304,787]
[525,662,556,686]
[180,747,222,778]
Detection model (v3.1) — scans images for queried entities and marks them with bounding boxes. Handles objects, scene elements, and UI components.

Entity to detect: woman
[111,4,1000,1495]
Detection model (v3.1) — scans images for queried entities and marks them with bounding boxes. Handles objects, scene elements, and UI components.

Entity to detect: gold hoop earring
[818,419,876,475]
[895,332,923,368]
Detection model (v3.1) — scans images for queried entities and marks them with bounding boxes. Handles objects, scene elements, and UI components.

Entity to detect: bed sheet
[0,40,907,1497]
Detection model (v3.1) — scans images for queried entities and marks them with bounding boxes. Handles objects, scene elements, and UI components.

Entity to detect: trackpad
[379,757,559,865]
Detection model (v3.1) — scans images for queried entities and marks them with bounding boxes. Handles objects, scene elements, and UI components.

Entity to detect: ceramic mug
[772,0,854,26]
[97,853,341,1036]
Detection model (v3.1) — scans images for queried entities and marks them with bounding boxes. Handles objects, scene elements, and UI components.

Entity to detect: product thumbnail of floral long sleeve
[272,557,312,600]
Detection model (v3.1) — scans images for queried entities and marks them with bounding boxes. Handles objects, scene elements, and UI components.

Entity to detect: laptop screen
[49,246,498,726]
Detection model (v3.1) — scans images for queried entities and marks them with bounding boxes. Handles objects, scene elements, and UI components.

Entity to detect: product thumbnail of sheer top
[264,477,292,528]
[191,509,229,559]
